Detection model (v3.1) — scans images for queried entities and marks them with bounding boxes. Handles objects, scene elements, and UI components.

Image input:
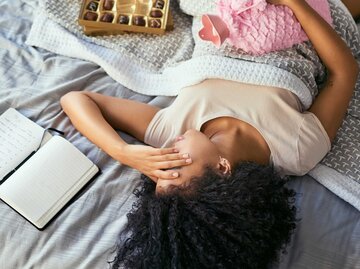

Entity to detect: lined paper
[0,108,44,179]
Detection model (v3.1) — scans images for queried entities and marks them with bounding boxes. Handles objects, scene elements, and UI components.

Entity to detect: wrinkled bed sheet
[0,1,359,268]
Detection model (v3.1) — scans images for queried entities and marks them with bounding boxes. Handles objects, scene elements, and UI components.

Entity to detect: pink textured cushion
[200,0,332,55]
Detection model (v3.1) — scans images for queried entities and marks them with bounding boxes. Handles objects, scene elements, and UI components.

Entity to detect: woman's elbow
[352,60,360,78]
[348,60,359,88]
[332,57,359,83]
[346,56,359,81]
[60,91,84,114]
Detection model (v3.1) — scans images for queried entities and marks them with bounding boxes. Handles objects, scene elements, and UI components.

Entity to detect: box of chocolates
[78,0,172,35]
[82,8,173,36]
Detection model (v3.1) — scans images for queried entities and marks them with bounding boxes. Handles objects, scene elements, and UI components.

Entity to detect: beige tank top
[144,79,331,176]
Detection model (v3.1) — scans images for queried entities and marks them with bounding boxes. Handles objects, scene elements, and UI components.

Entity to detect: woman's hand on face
[119,144,192,183]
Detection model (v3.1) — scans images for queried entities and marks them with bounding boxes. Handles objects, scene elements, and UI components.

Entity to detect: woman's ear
[217,156,232,175]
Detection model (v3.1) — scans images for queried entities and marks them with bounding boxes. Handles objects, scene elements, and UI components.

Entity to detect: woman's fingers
[155,158,192,170]
[151,152,191,162]
[152,147,179,155]
[145,158,192,171]
[153,169,180,180]
[131,145,193,180]
[147,148,192,167]
[149,175,158,183]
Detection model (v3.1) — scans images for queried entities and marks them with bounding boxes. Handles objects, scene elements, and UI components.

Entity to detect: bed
[0,0,359,268]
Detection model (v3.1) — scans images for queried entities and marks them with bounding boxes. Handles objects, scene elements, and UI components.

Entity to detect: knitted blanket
[27,0,360,210]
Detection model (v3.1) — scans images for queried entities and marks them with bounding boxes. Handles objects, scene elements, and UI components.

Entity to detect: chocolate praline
[149,19,161,28]
[84,12,98,21]
[153,0,164,9]
[103,0,114,10]
[118,15,129,24]
[133,16,146,26]
[100,13,114,22]
[87,1,98,11]
[150,9,163,18]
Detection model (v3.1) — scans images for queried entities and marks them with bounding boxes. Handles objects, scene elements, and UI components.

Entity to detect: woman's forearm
[60,92,127,161]
[286,0,358,76]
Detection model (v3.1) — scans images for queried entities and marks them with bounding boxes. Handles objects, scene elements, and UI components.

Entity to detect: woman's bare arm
[269,0,359,142]
[60,91,191,181]
[341,0,360,19]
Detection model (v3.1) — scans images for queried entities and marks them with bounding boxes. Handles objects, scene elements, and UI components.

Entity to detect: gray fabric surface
[275,176,360,269]
[0,1,359,269]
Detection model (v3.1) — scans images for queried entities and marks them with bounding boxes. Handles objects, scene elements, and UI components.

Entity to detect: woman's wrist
[107,142,129,164]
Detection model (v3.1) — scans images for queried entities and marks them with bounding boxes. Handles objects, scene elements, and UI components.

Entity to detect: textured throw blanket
[27,0,360,210]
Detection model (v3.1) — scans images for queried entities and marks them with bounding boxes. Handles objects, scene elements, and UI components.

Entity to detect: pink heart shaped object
[199,14,230,48]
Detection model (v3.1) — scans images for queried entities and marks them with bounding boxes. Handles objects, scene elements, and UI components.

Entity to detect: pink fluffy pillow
[199,0,333,55]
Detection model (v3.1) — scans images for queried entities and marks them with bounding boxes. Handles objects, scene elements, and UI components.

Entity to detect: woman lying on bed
[61,0,359,268]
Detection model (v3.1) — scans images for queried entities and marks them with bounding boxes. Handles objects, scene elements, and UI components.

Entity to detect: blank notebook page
[0,136,95,224]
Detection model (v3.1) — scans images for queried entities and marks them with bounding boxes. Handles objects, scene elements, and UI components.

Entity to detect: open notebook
[0,108,99,230]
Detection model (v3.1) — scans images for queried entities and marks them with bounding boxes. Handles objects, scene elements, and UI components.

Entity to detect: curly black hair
[110,162,297,269]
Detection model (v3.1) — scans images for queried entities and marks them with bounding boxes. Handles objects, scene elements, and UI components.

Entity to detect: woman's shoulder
[295,112,332,175]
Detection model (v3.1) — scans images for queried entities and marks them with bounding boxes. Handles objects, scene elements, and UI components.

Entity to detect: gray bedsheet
[0,1,359,268]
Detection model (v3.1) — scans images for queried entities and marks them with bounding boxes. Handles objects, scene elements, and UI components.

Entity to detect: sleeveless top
[144,79,331,176]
